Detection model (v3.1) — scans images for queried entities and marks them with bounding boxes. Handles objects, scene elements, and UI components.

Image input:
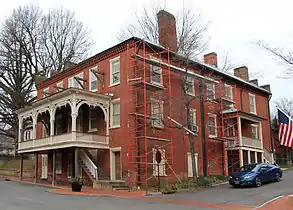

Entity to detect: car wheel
[275,172,281,182]
[255,177,262,187]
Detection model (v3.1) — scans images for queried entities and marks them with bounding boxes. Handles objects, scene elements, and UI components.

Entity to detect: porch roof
[223,108,267,121]
[15,88,112,115]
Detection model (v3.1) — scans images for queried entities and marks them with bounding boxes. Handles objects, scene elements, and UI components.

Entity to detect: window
[89,67,98,92]
[23,130,32,141]
[184,77,195,96]
[55,114,62,135]
[55,153,62,174]
[42,123,49,138]
[150,59,163,85]
[42,88,49,98]
[68,72,84,89]
[89,107,98,131]
[152,147,166,176]
[206,83,215,100]
[56,81,63,92]
[151,100,163,128]
[225,84,233,101]
[251,124,259,139]
[111,99,120,127]
[189,109,197,131]
[249,94,256,114]
[110,57,120,86]
[208,115,217,136]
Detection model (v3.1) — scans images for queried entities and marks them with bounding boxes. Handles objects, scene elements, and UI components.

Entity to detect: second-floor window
[89,67,98,92]
[208,115,217,136]
[111,99,120,127]
[251,124,259,139]
[68,72,84,89]
[150,64,162,85]
[225,84,233,101]
[89,107,98,131]
[189,109,197,131]
[206,83,215,100]
[110,57,120,86]
[249,93,256,114]
[184,76,195,96]
[151,100,163,128]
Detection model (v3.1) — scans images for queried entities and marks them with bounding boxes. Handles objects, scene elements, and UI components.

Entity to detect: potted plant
[69,177,83,192]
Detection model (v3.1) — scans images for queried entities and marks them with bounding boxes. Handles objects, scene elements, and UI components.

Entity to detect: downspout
[267,94,275,162]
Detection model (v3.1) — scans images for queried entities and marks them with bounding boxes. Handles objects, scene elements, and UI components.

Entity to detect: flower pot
[71,183,82,192]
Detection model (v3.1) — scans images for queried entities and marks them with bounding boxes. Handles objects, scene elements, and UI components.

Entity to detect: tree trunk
[186,106,197,181]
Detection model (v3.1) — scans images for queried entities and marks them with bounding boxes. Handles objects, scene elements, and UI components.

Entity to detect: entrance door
[41,154,48,179]
[115,152,121,180]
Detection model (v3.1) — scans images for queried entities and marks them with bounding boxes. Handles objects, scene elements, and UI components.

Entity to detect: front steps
[93,180,128,190]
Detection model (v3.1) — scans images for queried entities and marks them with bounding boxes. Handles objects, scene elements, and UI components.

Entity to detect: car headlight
[243,175,254,179]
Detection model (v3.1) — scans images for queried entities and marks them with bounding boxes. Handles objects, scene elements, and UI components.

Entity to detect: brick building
[16,10,273,188]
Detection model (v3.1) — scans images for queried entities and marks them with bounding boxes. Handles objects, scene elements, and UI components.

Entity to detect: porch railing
[226,136,262,149]
[18,132,108,151]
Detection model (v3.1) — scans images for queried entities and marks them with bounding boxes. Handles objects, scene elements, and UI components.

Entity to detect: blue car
[229,163,282,187]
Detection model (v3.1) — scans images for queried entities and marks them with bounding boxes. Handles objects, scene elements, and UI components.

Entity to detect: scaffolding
[126,40,174,190]
[205,80,238,175]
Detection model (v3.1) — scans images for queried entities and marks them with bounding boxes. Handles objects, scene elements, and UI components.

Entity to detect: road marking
[252,195,284,209]
[17,197,45,204]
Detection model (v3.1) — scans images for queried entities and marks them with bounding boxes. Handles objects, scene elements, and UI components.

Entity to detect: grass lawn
[0,159,35,170]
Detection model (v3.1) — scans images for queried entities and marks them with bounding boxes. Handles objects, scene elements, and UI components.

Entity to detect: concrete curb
[210,181,229,187]
[252,195,284,209]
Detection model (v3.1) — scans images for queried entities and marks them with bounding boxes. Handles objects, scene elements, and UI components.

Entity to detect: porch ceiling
[223,109,267,122]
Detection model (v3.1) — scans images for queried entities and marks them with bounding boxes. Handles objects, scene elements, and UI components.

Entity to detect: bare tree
[256,40,293,78]
[274,97,293,117]
[118,7,209,59]
[0,5,93,147]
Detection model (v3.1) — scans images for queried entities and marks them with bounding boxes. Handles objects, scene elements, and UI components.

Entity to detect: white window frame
[89,66,98,92]
[249,93,256,114]
[56,81,64,92]
[187,152,198,177]
[152,147,167,176]
[89,107,98,132]
[206,83,215,100]
[55,153,62,174]
[150,56,163,86]
[110,56,120,87]
[189,108,197,131]
[151,99,164,128]
[43,87,49,98]
[68,72,84,89]
[224,84,233,101]
[110,98,120,128]
[251,124,259,139]
[208,114,217,137]
[184,76,195,96]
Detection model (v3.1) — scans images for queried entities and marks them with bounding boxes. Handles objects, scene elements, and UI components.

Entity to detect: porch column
[32,114,37,140]
[248,150,251,164]
[34,152,38,183]
[255,151,258,163]
[18,117,23,142]
[237,117,242,146]
[52,151,56,186]
[74,148,79,177]
[50,116,55,136]
[19,154,23,181]
[239,149,243,167]
[71,96,77,141]
[223,144,228,175]
[258,121,263,149]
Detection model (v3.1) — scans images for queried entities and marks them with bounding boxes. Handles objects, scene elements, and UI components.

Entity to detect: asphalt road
[168,168,293,207]
[1,169,293,210]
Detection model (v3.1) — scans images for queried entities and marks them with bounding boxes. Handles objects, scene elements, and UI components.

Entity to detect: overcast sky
[1,0,292,106]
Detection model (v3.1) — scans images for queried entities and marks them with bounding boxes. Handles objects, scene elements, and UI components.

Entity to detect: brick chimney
[157,10,177,52]
[234,66,249,81]
[204,52,218,67]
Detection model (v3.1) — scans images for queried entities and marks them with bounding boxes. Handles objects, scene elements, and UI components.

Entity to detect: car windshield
[238,164,258,172]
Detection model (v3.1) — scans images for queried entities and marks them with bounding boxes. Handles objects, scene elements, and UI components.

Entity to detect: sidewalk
[256,195,293,210]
